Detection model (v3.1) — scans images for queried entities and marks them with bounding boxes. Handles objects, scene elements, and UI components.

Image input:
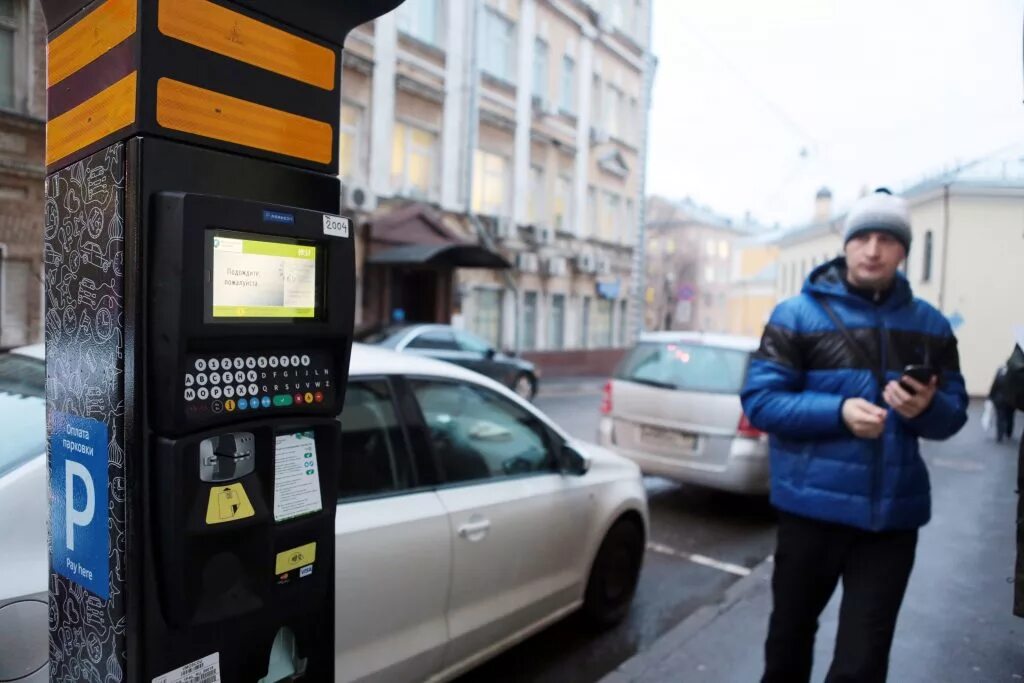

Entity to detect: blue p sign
[50,412,109,599]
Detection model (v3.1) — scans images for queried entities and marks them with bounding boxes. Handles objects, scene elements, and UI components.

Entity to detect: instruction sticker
[205,483,255,525]
[153,652,221,683]
[50,412,110,599]
[323,213,349,238]
[273,431,323,522]
[275,542,317,575]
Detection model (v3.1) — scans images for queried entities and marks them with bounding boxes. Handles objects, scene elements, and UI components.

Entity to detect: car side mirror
[484,347,497,360]
[559,444,591,476]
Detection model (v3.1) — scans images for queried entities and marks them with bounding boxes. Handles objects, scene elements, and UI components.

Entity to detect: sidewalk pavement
[536,376,607,398]
[602,403,1024,682]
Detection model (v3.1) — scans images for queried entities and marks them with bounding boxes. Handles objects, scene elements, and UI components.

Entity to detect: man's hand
[842,398,888,439]
[883,376,938,419]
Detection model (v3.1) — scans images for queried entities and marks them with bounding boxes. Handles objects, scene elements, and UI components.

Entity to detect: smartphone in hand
[899,364,938,395]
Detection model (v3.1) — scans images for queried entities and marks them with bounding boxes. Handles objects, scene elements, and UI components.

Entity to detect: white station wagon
[0,343,648,682]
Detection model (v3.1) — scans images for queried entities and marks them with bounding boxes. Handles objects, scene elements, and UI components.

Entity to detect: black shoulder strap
[811,293,885,387]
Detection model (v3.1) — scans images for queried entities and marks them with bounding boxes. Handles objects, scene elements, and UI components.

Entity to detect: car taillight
[738,413,763,438]
[600,380,613,415]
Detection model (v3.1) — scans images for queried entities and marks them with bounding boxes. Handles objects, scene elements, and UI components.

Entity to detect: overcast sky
[646,0,1024,228]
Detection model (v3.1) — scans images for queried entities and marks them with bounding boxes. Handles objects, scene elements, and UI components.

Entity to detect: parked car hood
[0,454,47,601]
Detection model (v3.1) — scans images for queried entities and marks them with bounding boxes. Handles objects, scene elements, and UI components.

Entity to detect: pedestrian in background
[989,364,1016,442]
[1005,341,1024,617]
[742,188,969,682]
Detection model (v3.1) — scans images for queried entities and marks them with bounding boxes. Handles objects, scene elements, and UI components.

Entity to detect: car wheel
[582,517,644,629]
[512,373,536,401]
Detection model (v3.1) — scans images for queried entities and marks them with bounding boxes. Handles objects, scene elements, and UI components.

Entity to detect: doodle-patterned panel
[45,143,127,682]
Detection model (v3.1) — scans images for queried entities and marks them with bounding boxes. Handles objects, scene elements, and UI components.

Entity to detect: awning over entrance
[366,202,508,269]
[368,243,510,268]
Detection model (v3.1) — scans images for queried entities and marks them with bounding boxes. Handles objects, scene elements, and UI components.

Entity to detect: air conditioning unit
[538,226,554,245]
[589,126,609,146]
[575,253,597,274]
[515,252,539,273]
[495,216,514,240]
[542,256,568,277]
[341,181,377,213]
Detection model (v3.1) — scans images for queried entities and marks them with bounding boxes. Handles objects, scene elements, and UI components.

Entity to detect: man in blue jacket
[742,188,968,683]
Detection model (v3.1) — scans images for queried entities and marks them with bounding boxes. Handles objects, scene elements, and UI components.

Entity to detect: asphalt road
[457,390,779,683]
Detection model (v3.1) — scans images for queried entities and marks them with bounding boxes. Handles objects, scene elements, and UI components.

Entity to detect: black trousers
[762,512,918,683]
[996,405,1016,441]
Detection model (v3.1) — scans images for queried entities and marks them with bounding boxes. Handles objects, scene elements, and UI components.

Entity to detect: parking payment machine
[40,1,405,681]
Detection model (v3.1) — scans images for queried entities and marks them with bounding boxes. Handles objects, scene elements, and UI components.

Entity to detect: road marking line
[646,541,752,577]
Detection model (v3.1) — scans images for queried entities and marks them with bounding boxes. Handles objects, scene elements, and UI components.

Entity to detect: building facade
[774,164,1024,396]
[0,0,45,348]
[341,0,655,357]
[643,196,753,333]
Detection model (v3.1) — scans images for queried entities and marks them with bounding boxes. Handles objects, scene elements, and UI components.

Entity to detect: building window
[598,192,619,242]
[472,288,502,347]
[528,165,545,223]
[522,291,538,351]
[705,240,715,256]
[628,96,639,143]
[704,264,715,283]
[471,149,509,215]
[481,8,515,82]
[580,296,591,349]
[396,0,441,46]
[624,199,634,244]
[560,55,575,113]
[0,0,20,111]
[605,84,623,138]
[591,75,602,124]
[648,238,659,253]
[666,237,675,254]
[922,230,933,283]
[339,104,363,180]
[532,39,548,100]
[719,240,729,259]
[592,299,613,348]
[391,122,436,198]
[549,294,566,349]
[619,299,628,346]
[553,174,573,231]
[585,185,597,238]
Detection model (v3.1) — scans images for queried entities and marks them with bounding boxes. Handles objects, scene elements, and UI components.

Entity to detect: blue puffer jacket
[742,259,969,531]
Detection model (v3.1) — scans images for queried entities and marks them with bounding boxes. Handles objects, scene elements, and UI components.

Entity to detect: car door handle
[457,519,491,539]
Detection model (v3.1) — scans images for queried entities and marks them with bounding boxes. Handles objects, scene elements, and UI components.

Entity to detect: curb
[599,555,774,683]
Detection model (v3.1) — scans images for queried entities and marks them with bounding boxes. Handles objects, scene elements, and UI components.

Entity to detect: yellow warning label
[275,542,316,575]
[205,483,255,525]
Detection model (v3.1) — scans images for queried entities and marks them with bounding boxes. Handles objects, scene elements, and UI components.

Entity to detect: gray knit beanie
[843,188,912,252]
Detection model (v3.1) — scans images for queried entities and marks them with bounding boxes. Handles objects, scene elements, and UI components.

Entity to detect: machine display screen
[209,231,319,319]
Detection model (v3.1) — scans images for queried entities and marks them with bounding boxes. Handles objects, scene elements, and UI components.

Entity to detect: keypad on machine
[183,352,332,417]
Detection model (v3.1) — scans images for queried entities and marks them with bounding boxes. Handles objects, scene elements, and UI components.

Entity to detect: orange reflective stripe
[158,0,335,91]
[47,0,137,87]
[156,79,333,164]
[47,72,137,166]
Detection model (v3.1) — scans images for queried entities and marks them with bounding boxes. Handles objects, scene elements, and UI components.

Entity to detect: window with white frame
[528,165,545,223]
[591,74,602,123]
[704,263,716,283]
[624,198,634,244]
[0,0,21,111]
[598,191,619,242]
[396,0,442,46]
[391,121,437,198]
[481,8,515,82]
[548,294,566,349]
[471,149,509,216]
[472,288,503,347]
[592,299,613,348]
[553,174,573,232]
[585,185,597,238]
[605,84,622,137]
[628,96,639,143]
[560,55,575,113]
[705,240,715,256]
[338,103,363,180]
[522,291,538,351]
[532,39,548,100]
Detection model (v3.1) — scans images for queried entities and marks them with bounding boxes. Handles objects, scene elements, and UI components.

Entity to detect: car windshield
[616,342,751,394]
[0,351,46,478]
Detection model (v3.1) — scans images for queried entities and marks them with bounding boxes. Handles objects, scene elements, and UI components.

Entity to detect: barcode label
[153,653,221,683]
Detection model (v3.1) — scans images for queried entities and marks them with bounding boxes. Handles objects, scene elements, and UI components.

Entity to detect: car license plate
[640,425,696,451]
